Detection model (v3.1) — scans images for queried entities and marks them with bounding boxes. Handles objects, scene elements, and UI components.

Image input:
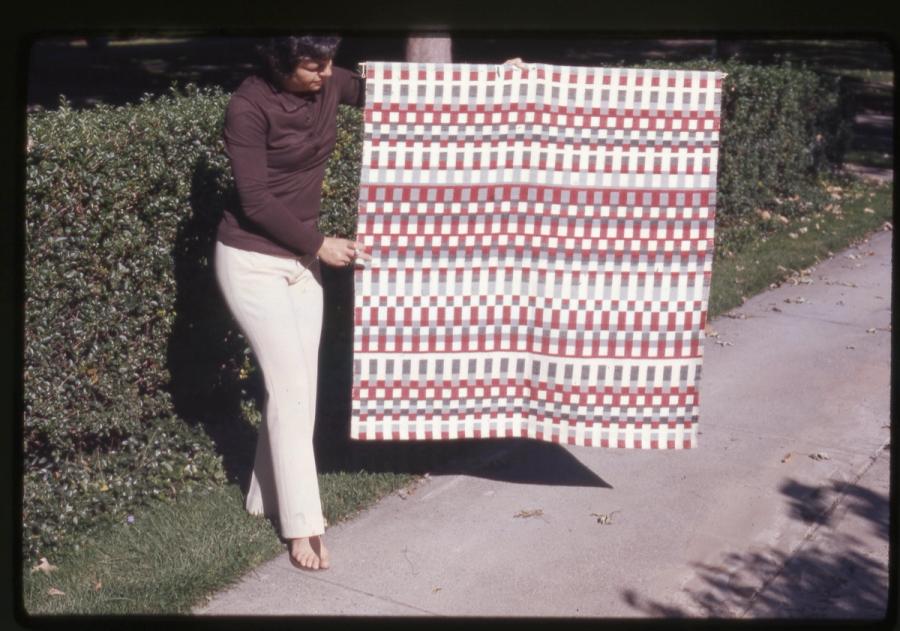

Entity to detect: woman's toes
[312,536,330,569]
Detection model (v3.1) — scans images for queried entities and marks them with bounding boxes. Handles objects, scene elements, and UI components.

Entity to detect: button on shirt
[217,66,365,258]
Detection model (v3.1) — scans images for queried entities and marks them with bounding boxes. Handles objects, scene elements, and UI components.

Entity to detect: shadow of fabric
[313,264,608,489]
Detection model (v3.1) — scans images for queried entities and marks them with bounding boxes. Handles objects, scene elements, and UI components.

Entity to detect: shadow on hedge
[166,156,260,492]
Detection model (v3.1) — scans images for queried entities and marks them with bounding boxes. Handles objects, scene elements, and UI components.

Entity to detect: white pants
[214,241,325,538]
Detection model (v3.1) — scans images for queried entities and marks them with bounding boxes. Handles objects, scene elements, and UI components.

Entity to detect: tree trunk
[405,34,452,62]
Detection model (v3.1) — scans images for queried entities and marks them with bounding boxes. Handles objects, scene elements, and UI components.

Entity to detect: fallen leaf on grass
[809,452,830,461]
[883,222,893,231]
[864,207,875,214]
[705,327,719,338]
[93,578,102,591]
[31,558,58,575]
[788,232,799,239]
[47,587,66,597]
[514,509,544,519]
[781,452,793,463]
[590,510,621,525]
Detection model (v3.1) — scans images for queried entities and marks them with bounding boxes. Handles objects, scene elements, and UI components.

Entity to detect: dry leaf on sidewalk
[432,587,442,593]
[514,509,544,519]
[781,452,793,463]
[31,557,58,575]
[809,452,830,461]
[867,328,877,334]
[591,510,621,525]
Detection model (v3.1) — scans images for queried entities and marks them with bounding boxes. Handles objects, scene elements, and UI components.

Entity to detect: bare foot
[289,537,319,570]
[310,535,330,569]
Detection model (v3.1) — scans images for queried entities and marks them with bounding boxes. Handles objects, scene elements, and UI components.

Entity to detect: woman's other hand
[316,236,372,267]
[503,58,528,70]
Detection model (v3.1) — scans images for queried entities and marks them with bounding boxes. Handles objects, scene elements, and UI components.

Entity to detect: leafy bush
[633,59,851,254]
[23,60,848,560]
[24,84,363,560]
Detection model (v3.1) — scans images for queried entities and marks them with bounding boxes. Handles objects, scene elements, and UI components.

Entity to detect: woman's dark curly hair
[256,35,341,85]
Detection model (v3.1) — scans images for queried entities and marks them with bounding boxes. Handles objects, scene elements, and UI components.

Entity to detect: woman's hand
[316,236,372,267]
[503,58,528,70]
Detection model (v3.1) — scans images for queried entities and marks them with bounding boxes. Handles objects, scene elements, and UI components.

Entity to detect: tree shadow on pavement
[619,472,890,619]
[622,542,889,619]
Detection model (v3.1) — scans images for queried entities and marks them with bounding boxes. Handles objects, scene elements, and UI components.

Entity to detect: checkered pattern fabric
[350,62,723,448]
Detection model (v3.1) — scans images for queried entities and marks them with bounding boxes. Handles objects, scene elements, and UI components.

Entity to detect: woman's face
[282,57,333,93]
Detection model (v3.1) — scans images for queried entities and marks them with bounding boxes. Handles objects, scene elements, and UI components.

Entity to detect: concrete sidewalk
[193,229,892,619]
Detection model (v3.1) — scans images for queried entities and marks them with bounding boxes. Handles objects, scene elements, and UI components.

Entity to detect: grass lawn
[709,177,893,318]
[843,149,894,170]
[22,471,415,615]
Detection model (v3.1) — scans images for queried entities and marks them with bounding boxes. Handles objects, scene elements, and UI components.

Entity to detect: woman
[215,35,371,571]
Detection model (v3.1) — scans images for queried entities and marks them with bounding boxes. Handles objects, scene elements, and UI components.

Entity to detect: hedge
[632,58,851,254]
[23,61,849,561]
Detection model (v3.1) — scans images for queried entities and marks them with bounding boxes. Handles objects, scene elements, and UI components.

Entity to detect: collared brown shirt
[216,66,365,257]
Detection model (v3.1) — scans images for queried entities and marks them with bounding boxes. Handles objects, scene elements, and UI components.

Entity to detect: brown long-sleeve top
[216,66,365,257]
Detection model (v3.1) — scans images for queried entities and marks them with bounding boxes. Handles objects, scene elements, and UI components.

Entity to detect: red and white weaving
[350,62,723,448]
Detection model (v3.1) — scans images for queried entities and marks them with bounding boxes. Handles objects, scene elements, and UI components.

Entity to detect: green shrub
[23,60,849,561]
[24,84,363,560]
[633,59,850,253]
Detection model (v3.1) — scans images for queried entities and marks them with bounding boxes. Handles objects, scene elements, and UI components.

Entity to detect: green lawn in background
[709,177,893,318]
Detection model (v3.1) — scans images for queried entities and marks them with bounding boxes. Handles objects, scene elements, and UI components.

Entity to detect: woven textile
[350,62,723,448]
